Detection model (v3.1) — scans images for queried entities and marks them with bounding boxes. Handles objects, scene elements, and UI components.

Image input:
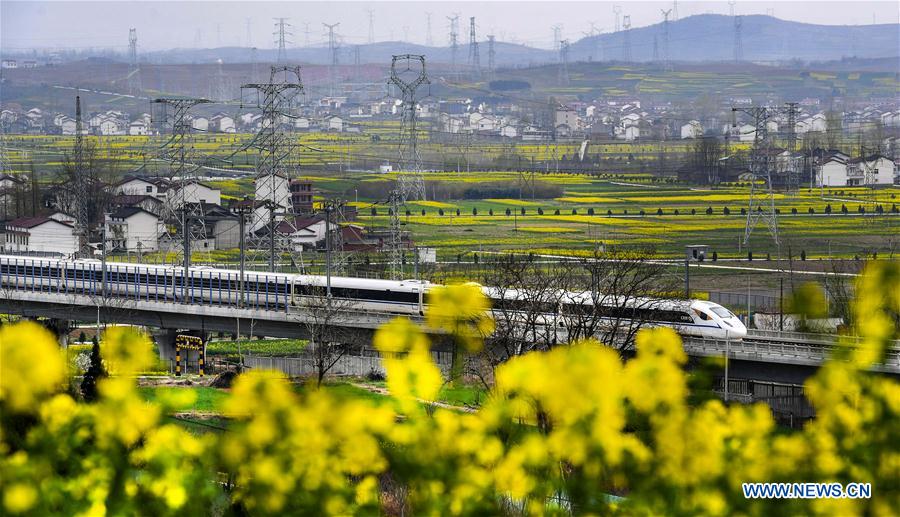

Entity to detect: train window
[693,309,710,321]
[710,307,734,319]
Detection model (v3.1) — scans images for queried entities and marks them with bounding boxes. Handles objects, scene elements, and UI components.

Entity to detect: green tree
[80,337,106,402]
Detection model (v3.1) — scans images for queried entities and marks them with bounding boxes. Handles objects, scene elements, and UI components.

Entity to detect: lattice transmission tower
[661,9,672,69]
[447,15,460,77]
[241,66,306,273]
[733,15,743,61]
[734,106,779,247]
[622,16,632,61]
[389,54,430,201]
[468,17,480,77]
[274,17,292,64]
[152,96,213,290]
[127,29,142,94]
[784,102,800,195]
[487,35,496,75]
[558,40,570,85]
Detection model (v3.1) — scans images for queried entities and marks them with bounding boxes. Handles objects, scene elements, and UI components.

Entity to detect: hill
[571,14,899,63]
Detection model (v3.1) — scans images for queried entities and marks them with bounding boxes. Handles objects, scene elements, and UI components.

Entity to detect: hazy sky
[2,1,898,51]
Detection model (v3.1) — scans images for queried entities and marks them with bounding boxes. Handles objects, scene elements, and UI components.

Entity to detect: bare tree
[560,247,676,353]
[822,260,857,329]
[56,140,120,233]
[295,286,359,386]
[478,255,568,371]
[691,136,724,185]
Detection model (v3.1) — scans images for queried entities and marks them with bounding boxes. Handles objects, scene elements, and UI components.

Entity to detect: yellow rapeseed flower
[0,321,66,412]
[426,284,495,351]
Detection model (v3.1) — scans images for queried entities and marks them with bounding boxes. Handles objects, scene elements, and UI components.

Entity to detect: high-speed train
[0,255,745,340]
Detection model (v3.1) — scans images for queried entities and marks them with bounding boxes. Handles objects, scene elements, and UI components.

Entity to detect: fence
[708,291,779,313]
[713,377,815,428]
[239,349,455,378]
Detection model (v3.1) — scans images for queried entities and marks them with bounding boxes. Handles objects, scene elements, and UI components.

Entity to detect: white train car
[0,255,744,339]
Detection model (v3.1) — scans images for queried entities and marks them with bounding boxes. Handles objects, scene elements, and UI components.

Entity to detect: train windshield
[710,307,734,319]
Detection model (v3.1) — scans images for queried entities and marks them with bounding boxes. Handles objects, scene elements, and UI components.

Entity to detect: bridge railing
[684,336,900,370]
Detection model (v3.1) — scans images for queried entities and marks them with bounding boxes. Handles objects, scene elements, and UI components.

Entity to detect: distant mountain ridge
[6,14,893,67]
[571,14,899,63]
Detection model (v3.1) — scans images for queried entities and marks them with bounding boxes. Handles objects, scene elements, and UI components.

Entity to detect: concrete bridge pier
[48,318,71,348]
[152,329,209,375]
[154,329,179,363]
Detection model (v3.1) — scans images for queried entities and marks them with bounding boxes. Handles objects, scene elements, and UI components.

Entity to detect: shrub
[691,208,696,215]
[587,207,595,216]
[706,207,713,215]
[505,208,511,216]
[80,337,106,402]
[808,207,815,214]
[456,208,461,216]
[538,208,544,215]
[801,250,806,261]
[554,209,561,215]
[488,209,494,216]
[723,207,730,215]
[520,207,526,216]
[711,251,718,261]
[438,209,444,216]
[791,207,798,215]
[371,207,378,216]
[657,208,663,216]
[421,209,426,216]
[472,207,478,216]
[571,208,577,215]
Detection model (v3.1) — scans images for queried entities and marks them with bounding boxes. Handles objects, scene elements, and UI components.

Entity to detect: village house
[106,207,161,252]
[6,216,78,255]
[680,120,703,139]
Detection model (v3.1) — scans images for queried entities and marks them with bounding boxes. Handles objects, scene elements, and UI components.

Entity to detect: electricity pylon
[241,66,306,272]
[389,54,429,202]
[152,96,212,291]
[734,106,779,247]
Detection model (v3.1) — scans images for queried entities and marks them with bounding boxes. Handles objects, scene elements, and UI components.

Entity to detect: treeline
[353,179,564,201]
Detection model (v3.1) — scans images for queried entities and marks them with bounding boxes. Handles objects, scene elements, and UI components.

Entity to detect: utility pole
[551,25,562,53]
[622,15,632,61]
[237,205,249,307]
[367,9,375,44]
[613,5,622,32]
[274,17,292,64]
[324,202,333,297]
[425,12,434,46]
[734,106,779,247]
[389,54,429,201]
[241,66,306,273]
[388,191,403,280]
[245,18,252,47]
[73,96,91,258]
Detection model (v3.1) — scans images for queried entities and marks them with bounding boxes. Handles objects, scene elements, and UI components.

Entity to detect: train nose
[728,318,747,339]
